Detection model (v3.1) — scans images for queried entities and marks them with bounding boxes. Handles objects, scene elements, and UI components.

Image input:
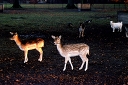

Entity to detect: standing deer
[79,22,85,38]
[10,32,44,63]
[79,20,92,38]
[52,35,89,71]
[110,21,123,32]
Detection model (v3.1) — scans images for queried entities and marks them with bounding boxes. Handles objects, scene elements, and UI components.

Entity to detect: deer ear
[51,35,55,39]
[10,32,14,35]
[59,35,61,39]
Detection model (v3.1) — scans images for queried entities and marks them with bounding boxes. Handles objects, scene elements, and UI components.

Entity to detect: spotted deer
[10,32,44,63]
[52,35,89,71]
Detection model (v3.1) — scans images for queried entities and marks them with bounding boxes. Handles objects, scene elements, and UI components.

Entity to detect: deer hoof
[38,59,42,62]
[84,69,87,71]
[24,59,28,63]
[79,68,82,70]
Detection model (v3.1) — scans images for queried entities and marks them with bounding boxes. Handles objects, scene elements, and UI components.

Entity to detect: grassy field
[0,4,121,33]
[0,4,127,85]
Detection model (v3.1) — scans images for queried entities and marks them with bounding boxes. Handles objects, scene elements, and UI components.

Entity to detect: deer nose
[54,42,57,45]
[10,38,13,40]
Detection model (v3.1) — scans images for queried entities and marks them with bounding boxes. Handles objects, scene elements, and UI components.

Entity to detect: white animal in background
[110,21,123,32]
[52,35,89,71]
[125,27,128,38]
[10,32,44,63]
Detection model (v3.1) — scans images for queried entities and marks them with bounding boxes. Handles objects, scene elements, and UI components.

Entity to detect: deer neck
[14,36,22,48]
[56,43,63,54]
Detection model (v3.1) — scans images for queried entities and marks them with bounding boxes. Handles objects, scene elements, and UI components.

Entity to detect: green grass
[3,3,126,9]
[4,4,67,9]
[0,4,126,33]
[0,12,102,32]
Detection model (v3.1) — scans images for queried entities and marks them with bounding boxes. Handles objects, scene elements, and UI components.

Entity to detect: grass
[0,4,122,33]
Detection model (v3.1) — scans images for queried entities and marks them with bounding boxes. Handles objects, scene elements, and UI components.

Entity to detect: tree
[66,0,77,9]
[12,0,22,8]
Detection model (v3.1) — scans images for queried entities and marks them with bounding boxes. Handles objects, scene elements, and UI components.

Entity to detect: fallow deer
[52,35,89,71]
[10,32,44,63]
[79,22,85,38]
[79,20,92,38]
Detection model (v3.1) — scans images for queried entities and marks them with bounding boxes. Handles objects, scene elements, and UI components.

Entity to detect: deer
[110,21,123,32]
[79,20,92,38]
[79,22,85,38]
[52,35,89,71]
[10,32,44,63]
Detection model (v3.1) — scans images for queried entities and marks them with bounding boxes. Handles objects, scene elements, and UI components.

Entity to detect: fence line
[3,3,128,10]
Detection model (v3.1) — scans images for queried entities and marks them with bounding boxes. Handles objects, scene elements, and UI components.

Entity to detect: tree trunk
[12,0,22,8]
[66,0,77,9]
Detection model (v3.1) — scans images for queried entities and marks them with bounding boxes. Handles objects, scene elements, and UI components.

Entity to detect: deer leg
[79,55,85,70]
[79,62,85,70]
[113,28,115,32]
[63,57,69,71]
[118,28,120,32]
[82,32,84,37]
[36,48,43,62]
[68,58,73,70]
[126,32,128,38]
[82,30,84,37]
[85,58,88,71]
[24,50,28,63]
[120,28,122,32]
[79,32,82,38]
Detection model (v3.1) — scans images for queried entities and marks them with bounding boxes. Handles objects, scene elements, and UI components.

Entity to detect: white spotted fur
[52,35,89,71]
